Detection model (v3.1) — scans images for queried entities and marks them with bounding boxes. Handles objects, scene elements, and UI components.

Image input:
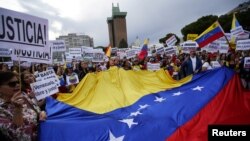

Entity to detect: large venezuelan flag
[195,21,225,48]
[39,67,250,141]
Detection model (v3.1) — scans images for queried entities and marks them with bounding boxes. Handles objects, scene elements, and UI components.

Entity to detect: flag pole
[217,21,232,51]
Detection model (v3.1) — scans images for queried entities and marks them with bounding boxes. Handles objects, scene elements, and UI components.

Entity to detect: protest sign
[34,69,60,87]
[181,41,198,53]
[164,46,176,56]
[30,78,59,100]
[66,73,79,85]
[0,8,50,63]
[50,40,66,52]
[92,52,104,62]
[147,63,160,71]
[244,57,250,69]
[236,39,250,51]
[165,35,177,46]
[126,49,136,59]
[211,61,221,69]
[0,48,11,57]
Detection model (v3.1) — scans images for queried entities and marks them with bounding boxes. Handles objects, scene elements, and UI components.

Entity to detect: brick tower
[107,3,128,48]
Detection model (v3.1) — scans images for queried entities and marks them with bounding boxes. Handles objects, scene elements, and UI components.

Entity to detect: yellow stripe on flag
[57,67,192,114]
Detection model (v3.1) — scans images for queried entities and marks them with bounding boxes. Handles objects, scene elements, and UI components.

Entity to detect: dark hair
[20,72,31,91]
[0,71,16,86]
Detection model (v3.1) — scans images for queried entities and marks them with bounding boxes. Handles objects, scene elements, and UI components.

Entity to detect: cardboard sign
[92,52,104,62]
[66,73,79,85]
[147,63,160,71]
[34,69,60,87]
[181,41,198,53]
[69,48,82,57]
[165,35,177,46]
[156,47,164,55]
[126,49,136,59]
[231,26,244,36]
[30,78,59,100]
[236,39,250,51]
[211,61,221,69]
[164,46,176,56]
[244,57,250,69]
[0,48,11,57]
[0,8,50,63]
[50,40,66,52]
[187,34,198,41]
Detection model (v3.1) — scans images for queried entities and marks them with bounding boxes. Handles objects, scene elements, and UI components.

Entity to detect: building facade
[56,33,94,49]
[107,3,128,48]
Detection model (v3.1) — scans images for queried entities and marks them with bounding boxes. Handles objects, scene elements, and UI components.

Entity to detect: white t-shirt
[190,57,197,72]
[202,62,212,70]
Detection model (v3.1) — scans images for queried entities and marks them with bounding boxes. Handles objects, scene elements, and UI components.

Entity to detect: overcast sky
[0,0,248,46]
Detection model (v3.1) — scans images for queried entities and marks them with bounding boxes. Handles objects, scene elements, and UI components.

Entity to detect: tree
[181,15,218,41]
[180,8,250,40]
[159,33,180,47]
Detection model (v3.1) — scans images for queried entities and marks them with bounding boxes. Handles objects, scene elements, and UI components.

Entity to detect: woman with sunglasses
[0,71,45,141]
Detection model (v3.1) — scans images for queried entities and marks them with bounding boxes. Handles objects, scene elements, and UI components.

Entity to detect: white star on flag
[138,104,150,110]
[172,91,183,96]
[129,111,142,117]
[154,96,166,102]
[109,130,124,141]
[192,86,204,91]
[119,118,138,128]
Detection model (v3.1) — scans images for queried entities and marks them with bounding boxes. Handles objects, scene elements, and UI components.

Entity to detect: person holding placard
[21,72,46,111]
[0,72,46,141]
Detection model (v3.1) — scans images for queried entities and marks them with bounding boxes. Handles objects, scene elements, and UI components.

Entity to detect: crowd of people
[0,47,250,140]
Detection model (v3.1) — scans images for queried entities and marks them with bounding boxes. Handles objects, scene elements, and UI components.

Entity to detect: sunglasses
[6,81,20,88]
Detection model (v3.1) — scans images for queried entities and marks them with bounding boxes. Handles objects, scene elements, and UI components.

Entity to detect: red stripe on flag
[166,74,250,141]
[198,32,224,48]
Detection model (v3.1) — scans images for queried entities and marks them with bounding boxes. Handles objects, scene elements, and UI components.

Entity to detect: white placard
[82,49,94,59]
[164,46,176,56]
[0,8,49,63]
[231,26,244,36]
[66,73,79,85]
[92,52,104,62]
[69,47,82,57]
[117,52,126,59]
[156,47,164,55]
[218,44,229,54]
[211,61,221,69]
[81,46,93,51]
[132,46,141,54]
[30,78,59,100]
[50,40,66,52]
[236,39,250,50]
[126,49,136,59]
[0,48,11,57]
[147,63,160,71]
[181,41,198,53]
[165,35,177,46]
[207,42,220,53]
[34,69,60,86]
[244,57,250,69]
[236,32,249,40]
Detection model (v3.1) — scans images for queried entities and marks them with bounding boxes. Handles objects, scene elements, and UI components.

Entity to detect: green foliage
[181,15,218,41]
[179,8,250,41]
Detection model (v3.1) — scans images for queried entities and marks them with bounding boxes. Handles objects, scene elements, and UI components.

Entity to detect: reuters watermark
[208,125,250,141]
